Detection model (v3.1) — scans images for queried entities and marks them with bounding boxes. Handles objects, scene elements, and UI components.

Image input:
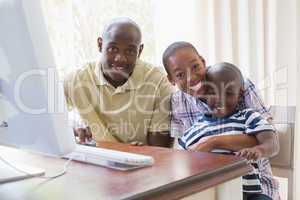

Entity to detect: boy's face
[166,48,206,97]
[98,26,143,85]
[205,74,242,118]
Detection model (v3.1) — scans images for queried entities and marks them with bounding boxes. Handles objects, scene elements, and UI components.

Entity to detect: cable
[0,154,77,180]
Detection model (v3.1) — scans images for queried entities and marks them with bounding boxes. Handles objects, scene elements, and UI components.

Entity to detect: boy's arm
[238,131,279,159]
[243,78,273,121]
[194,134,258,152]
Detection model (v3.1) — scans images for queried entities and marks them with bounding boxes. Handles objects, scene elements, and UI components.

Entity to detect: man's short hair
[102,17,142,43]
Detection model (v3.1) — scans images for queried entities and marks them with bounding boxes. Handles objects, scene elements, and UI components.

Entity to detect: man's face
[98,26,143,85]
[166,48,206,97]
[205,75,242,118]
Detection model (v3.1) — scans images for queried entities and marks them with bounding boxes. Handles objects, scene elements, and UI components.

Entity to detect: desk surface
[0,143,251,200]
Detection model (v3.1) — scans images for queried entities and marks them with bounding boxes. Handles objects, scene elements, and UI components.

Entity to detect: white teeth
[112,64,126,70]
[189,81,202,91]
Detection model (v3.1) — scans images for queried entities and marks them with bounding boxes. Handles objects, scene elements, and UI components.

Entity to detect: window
[41,0,157,76]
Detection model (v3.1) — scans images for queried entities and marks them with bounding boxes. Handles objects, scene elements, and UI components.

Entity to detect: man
[64,18,175,147]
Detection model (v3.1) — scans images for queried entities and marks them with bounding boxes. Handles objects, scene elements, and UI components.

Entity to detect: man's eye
[108,46,118,53]
[126,49,137,56]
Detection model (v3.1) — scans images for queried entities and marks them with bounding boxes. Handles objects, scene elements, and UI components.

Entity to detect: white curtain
[294,0,300,197]
[152,0,297,107]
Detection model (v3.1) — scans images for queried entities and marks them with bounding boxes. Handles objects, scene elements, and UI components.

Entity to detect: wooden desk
[0,143,251,200]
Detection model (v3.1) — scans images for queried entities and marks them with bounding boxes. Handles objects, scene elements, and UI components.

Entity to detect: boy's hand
[236,147,263,161]
[189,137,216,152]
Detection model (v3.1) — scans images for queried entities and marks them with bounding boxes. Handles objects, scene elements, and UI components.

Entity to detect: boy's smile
[166,47,206,97]
[205,63,244,118]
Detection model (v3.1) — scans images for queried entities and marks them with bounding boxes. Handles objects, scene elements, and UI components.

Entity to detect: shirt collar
[94,60,109,86]
[94,60,144,90]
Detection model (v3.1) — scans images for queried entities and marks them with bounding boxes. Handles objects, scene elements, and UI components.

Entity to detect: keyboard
[0,160,45,184]
[64,145,154,171]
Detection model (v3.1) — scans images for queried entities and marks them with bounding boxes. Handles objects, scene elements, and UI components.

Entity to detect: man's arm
[147,75,176,148]
[64,69,119,145]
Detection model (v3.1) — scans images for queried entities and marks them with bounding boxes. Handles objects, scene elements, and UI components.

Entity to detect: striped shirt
[171,78,272,138]
[178,109,280,200]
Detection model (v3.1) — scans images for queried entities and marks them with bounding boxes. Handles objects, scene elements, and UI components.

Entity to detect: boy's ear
[97,37,103,52]
[238,88,244,101]
[167,74,176,85]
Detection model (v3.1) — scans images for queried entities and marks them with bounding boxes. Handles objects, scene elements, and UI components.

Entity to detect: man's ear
[97,37,103,52]
[137,44,144,58]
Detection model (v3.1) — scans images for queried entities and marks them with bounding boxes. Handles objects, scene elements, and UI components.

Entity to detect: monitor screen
[0,0,75,157]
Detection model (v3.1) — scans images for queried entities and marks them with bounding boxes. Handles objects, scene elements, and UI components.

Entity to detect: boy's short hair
[162,41,205,75]
[207,62,245,89]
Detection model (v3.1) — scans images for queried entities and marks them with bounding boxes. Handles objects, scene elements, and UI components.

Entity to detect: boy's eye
[175,73,185,80]
[192,64,199,70]
[225,91,238,96]
[206,89,215,95]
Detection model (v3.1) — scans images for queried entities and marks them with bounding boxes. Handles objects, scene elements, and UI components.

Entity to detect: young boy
[162,41,279,164]
[178,63,280,200]
[162,41,274,137]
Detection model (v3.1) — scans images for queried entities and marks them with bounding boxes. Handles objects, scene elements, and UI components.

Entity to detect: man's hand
[236,146,263,161]
[147,131,174,148]
[130,141,144,146]
[73,127,92,144]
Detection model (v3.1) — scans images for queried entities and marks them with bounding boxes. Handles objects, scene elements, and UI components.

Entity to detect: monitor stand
[0,160,45,184]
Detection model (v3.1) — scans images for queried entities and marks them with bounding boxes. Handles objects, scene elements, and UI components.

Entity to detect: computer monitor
[0,0,76,183]
[0,1,154,183]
